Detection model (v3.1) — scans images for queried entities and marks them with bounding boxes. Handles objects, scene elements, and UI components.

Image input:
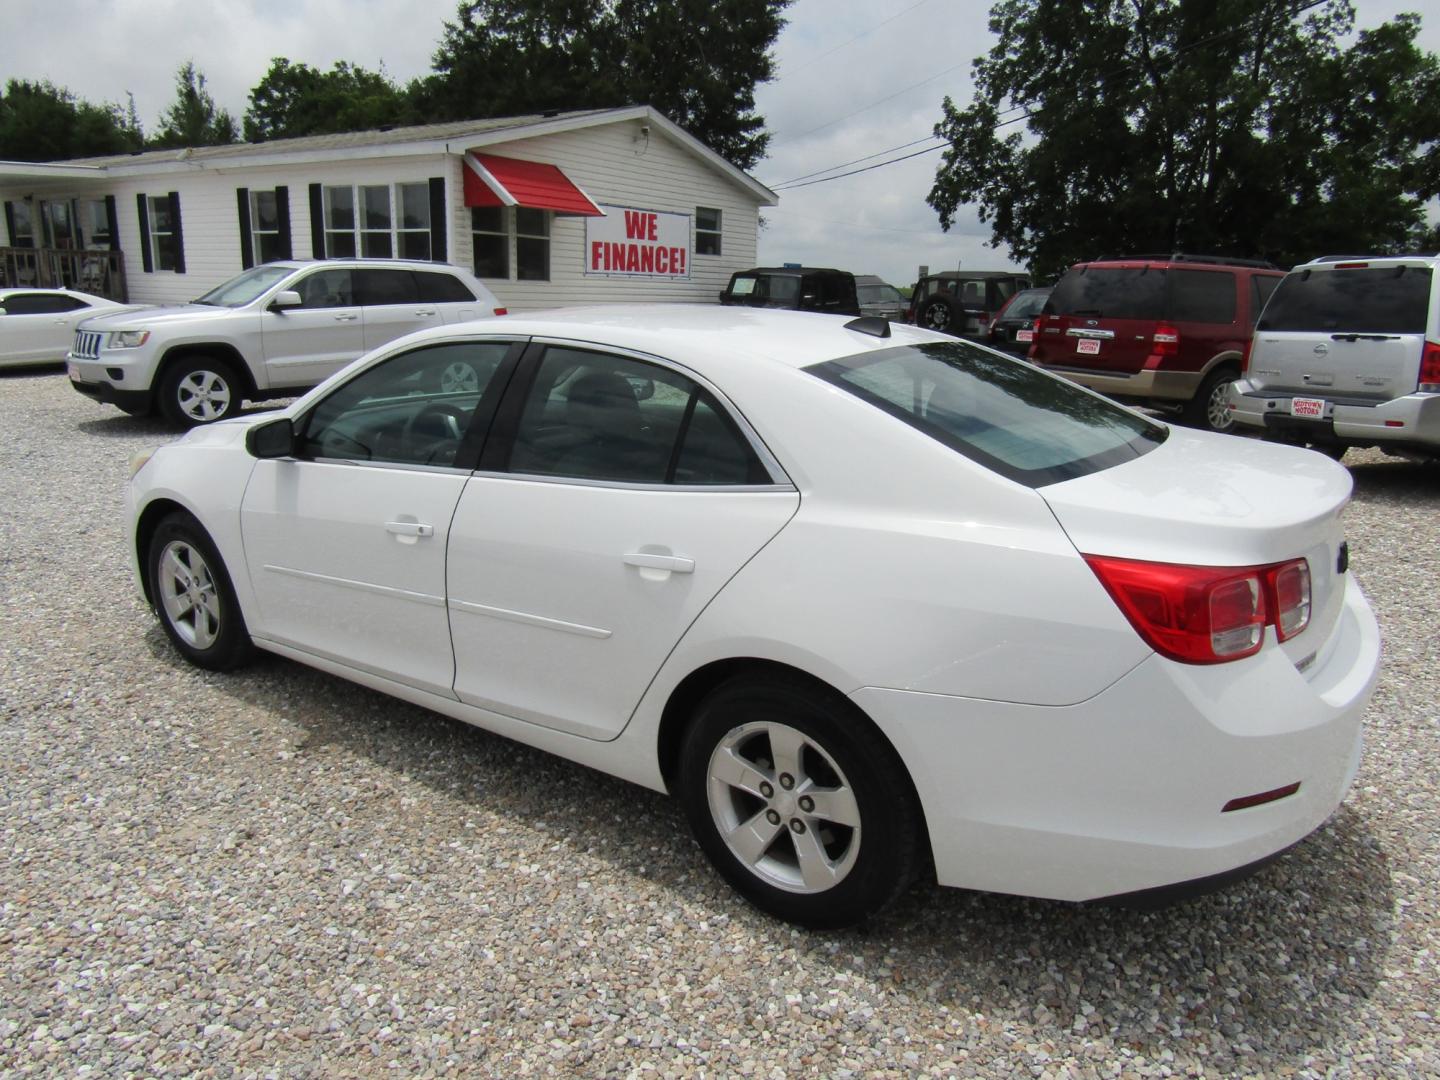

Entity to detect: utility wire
[782,62,968,141]
[766,134,945,188]
[781,0,935,79]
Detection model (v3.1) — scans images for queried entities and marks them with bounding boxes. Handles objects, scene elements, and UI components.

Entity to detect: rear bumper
[1229,380,1440,452]
[854,576,1379,902]
[1041,363,1202,403]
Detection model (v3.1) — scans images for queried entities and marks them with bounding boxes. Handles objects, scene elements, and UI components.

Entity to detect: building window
[6,201,35,247]
[82,199,111,250]
[324,182,431,261]
[397,183,431,260]
[696,207,722,256]
[147,194,179,271]
[516,208,550,281]
[250,190,283,264]
[471,206,509,279]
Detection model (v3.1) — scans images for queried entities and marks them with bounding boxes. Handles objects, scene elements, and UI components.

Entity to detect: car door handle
[334,312,359,321]
[386,520,434,537]
[414,308,436,316]
[623,552,694,573]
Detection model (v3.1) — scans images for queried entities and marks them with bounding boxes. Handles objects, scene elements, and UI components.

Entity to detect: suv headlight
[106,330,150,349]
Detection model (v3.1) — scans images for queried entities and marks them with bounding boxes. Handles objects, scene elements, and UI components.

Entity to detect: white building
[0,106,777,311]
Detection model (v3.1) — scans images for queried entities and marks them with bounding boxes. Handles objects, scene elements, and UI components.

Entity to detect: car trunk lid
[1033,264,1169,375]
[1038,426,1353,662]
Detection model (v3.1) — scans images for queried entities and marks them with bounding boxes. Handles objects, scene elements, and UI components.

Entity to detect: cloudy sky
[2,0,1436,286]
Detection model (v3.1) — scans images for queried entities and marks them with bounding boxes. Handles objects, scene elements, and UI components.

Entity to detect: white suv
[1229,254,1440,460]
[68,260,507,426]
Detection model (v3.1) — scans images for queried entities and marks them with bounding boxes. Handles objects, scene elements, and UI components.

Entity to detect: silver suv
[1229,255,1440,460]
[68,260,507,427]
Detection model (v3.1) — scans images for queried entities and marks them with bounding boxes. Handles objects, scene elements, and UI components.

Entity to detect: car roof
[397,304,941,374]
[921,271,1029,281]
[0,287,109,301]
[734,267,851,276]
[1293,254,1440,271]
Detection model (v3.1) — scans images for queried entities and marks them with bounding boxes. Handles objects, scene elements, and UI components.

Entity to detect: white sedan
[0,288,134,368]
[125,306,1380,927]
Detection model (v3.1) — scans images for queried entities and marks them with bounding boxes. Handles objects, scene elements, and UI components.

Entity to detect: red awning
[463,153,604,216]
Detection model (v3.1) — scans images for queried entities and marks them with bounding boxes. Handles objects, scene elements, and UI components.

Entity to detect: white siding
[0,116,768,311]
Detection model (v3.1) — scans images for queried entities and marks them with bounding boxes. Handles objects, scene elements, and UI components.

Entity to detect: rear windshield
[1002,289,1050,320]
[808,340,1165,487]
[1046,266,1168,320]
[1257,265,1434,334]
[857,283,900,305]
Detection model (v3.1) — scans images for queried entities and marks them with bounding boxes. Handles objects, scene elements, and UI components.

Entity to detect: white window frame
[515,208,551,282]
[147,194,177,271]
[249,189,281,265]
[324,182,431,261]
[696,207,722,256]
[470,206,551,282]
[471,206,510,279]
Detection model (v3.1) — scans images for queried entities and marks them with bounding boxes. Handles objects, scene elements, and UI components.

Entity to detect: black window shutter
[168,192,185,274]
[104,195,119,251]
[308,183,325,259]
[3,201,17,247]
[136,194,154,273]
[428,177,447,263]
[275,185,292,259]
[236,187,254,270]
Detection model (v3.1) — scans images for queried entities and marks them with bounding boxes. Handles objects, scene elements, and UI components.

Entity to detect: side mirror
[246,416,295,458]
[269,290,302,311]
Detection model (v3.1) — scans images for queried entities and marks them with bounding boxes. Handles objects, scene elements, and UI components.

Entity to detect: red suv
[1029,255,1283,432]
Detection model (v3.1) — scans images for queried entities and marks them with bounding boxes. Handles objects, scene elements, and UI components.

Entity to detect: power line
[781,0,936,79]
[764,134,945,188]
[781,62,969,142]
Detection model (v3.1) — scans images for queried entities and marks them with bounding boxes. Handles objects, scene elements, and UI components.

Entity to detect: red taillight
[1084,555,1311,664]
[1419,340,1440,392]
[1152,323,1180,357]
[493,307,508,316]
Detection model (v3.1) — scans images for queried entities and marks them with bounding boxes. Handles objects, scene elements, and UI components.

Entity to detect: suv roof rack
[1313,252,1439,262]
[1096,253,1280,270]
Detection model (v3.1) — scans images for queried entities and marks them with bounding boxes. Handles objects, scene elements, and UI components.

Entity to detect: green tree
[152,61,237,148]
[243,59,416,141]
[420,0,789,170]
[0,79,143,161]
[927,1,1440,278]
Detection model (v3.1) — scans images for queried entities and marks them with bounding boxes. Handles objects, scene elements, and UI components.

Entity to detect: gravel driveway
[2,369,1436,1078]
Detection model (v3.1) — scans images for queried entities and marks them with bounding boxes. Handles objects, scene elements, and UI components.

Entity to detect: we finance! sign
[586,206,690,279]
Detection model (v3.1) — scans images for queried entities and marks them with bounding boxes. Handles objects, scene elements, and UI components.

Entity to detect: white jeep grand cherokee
[68,259,507,427]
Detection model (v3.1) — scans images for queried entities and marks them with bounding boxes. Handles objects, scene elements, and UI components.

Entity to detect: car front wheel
[159,357,242,427]
[147,513,255,671]
[679,674,922,928]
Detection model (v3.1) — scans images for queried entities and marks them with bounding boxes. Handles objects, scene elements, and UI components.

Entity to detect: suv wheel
[917,297,955,334]
[159,357,242,428]
[1184,367,1238,434]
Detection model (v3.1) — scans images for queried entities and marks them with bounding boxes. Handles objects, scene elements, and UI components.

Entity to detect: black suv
[720,267,860,315]
[908,271,1033,337]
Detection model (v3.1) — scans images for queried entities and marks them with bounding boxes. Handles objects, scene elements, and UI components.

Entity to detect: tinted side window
[1257,266,1432,334]
[292,268,354,309]
[1250,275,1281,327]
[355,268,419,305]
[507,347,766,485]
[1047,267,1167,320]
[298,341,510,466]
[2,293,87,314]
[1168,269,1236,324]
[415,270,476,303]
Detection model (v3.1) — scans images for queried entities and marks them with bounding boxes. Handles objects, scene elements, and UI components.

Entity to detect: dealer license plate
[1290,397,1326,418]
[1076,338,1101,355]
[1016,329,1034,343]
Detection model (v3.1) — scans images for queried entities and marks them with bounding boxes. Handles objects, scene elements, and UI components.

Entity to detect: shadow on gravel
[75,403,282,440]
[146,616,1394,1076]
[1346,456,1440,503]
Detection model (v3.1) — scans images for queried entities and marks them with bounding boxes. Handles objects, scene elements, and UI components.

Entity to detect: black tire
[158,356,243,428]
[678,673,923,928]
[1183,366,1238,433]
[917,297,956,334]
[146,513,255,671]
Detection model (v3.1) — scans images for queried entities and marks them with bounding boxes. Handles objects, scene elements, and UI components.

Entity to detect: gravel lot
[1,367,1437,1078]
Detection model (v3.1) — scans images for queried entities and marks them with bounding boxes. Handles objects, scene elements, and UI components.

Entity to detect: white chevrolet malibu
[126,306,1380,927]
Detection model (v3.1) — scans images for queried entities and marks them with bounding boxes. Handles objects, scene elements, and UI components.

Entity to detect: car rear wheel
[678,674,922,928]
[159,357,242,427]
[917,297,955,334]
[1184,367,1238,433]
[147,513,255,671]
